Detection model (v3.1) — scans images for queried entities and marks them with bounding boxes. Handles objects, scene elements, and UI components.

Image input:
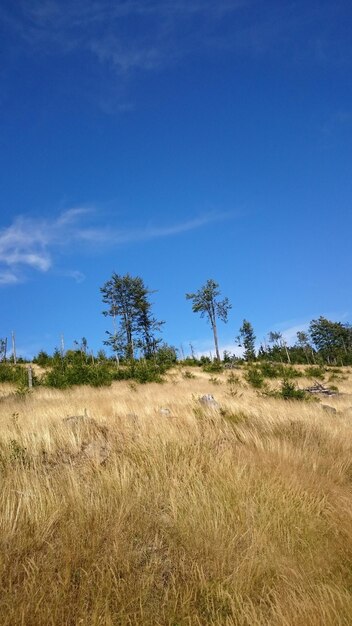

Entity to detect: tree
[186,279,231,361]
[295,331,313,364]
[101,273,163,361]
[236,319,256,361]
[268,331,291,363]
[0,338,7,362]
[309,316,352,364]
[133,280,164,358]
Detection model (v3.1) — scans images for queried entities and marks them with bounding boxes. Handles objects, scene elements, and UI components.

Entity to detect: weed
[182,370,196,380]
[8,439,29,466]
[227,372,240,397]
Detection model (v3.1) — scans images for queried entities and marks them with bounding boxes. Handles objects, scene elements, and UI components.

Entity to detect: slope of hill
[0,367,351,625]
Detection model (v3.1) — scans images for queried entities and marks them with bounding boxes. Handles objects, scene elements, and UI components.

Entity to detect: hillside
[0,366,352,625]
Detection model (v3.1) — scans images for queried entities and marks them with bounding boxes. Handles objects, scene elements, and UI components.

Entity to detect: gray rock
[159,408,171,416]
[321,404,337,415]
[199,394,219,408]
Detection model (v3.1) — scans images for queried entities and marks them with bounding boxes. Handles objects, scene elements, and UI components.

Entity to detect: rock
[199,394,219,409]
[66,413,112,465]
[81,440,111,465]
[159,408,171,416]
[321,404,337,415]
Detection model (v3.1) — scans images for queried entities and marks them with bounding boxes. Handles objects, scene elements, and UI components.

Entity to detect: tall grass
[0,369,352,625]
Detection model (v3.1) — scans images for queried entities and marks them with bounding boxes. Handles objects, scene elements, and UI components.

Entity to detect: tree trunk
[284,343,291,364]
[212,320,221,361]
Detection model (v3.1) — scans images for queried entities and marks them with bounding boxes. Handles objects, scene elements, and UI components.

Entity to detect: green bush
[43,363,113,388]
[245,366,265,389]
[155,344,178,367]
[0,364,33,386]
[305,366,326,380]
[130,361,164,383]
[266,379,307,401]
[259,362,300,379]
[279,379,307,400]
[202,361,223,373]
[32,351,52,367]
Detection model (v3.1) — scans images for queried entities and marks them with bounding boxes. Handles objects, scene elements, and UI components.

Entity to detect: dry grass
[0,367,352,625]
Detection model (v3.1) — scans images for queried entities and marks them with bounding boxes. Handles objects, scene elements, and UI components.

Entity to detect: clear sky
[0,0,351,358]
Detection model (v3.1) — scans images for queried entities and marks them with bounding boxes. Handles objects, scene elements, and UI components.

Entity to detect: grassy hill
[0,366,351,625]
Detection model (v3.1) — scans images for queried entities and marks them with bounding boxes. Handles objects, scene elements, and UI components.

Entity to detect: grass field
[0,366,352,625]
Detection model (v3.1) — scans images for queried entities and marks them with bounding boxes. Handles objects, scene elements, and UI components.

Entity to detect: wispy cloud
[0,270,20,286]
[4,0,350,79]
[0,208,230,285]
[3,0,248,74]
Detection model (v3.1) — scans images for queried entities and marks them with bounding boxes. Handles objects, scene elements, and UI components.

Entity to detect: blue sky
[0,0,351,358]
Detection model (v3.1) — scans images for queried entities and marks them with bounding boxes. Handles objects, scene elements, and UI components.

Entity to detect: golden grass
[0,367,352,625]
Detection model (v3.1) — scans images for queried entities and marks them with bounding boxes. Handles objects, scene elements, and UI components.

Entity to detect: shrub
[305,366,326,380]
[279,379,307,400]
[155,344,178,367]
[258,362,282,378]
[266,379,307,401]
[202,361,223,373]
[227,372,240,397]
[182,370,196,379]
[0,364,34,387]
[245,366,265,389]
[43,363,113,388]
[130,361,163,384]
[32,350,52,367]
[259,362,300,379]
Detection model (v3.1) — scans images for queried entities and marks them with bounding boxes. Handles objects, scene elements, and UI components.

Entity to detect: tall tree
[236,319,256,361]
[309,316,352,364]
[133,279,164,358]
[295,330,313,364]
[101,273,163,361]
[186,279,231,361]
[0,338,7,362]
[268,331,291,363]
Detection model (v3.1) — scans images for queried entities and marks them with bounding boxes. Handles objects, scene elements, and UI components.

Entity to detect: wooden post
[28,365,33,389]
[11,331,17,365]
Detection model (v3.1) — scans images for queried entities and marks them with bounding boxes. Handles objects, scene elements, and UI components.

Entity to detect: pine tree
[101,273,163,361]
[236,319,256,361]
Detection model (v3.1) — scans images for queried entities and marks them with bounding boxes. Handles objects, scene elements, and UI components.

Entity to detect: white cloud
[0,270,20,285]
[4,0,250,75]
[0,208,230,285]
